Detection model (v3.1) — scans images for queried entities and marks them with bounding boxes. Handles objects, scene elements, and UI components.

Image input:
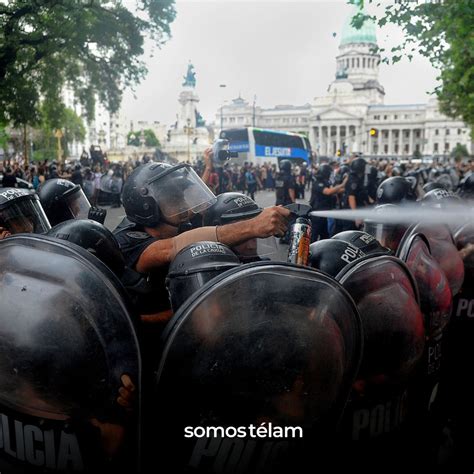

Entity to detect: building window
[356,58,360,68]
[395,144,399,153]
[394,130,399,138]
[446,129,450,135]
[292,118,298,123]
[394,115,398,120]
[229,117,235,123]
[383,130,388,138]
[415,131,420,138]
[435,129,439,135]
[434,143,439,152]
[405,131,410,138]
[384,144,388,153]
[445,143,450,151]
[404,115,409,119]
[383,115,388,120]
[351,58,355,68]
[415,144,420,152]
[458,128,462,135]
[363,58,366,68]
[405,144,409,153]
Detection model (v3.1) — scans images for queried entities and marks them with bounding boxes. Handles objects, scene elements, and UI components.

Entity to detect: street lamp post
[54,129,63,163]
[185,118,192,163]
[219,84,227,132]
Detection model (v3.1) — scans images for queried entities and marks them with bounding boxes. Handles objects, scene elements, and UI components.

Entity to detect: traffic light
[369,128,378,137]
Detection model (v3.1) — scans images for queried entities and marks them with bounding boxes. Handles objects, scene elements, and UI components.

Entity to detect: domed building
[217,8,471,160]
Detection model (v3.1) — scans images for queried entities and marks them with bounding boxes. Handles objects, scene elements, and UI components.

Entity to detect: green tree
[450,143,469,163]
[33,106,85,161]
[127,129,161,148]
[350,0,474,132]
[412,149,422,160]
[0,1,176,130]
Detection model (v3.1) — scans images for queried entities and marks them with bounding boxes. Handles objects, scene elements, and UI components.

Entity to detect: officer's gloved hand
[88,206,107,224]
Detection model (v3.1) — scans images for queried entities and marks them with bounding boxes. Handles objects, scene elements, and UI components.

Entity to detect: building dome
[340,8,377,46]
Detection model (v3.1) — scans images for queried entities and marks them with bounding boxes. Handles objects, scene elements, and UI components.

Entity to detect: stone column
[377,129,382,156]
[388,129,393,155]
[398,129,403,157]
[336,126,341,155]
[409,129,414,156]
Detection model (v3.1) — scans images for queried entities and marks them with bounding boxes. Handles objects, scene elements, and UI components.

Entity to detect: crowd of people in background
[1,147,473,217]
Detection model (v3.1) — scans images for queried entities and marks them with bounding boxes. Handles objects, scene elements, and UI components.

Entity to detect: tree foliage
[0,0,176,127]
[127,129,161,148]
[350,0,474,131]
[450,143,469,163]
[33,106,86,161]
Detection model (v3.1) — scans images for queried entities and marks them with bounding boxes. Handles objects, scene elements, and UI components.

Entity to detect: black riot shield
[151,262,363,474]
[400,223,464,297]
[0,235,141,473]
[396,232,453,466]
[335,255,425,469]
[441,222,474,469]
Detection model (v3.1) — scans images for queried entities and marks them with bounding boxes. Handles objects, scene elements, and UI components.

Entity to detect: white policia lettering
[0,413,84,471]
[351,391,408,440]
[188,436,290,472]
[456,298,474,318]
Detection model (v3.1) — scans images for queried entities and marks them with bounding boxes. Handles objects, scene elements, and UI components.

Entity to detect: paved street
[103,189,311,262]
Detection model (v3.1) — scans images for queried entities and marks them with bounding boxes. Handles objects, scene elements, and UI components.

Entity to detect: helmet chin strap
[161,216,193,235]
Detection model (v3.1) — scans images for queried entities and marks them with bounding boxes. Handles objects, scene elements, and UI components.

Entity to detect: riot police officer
[341,157,370,231]
[113,153,290,321]
[275,159,296,244]
[310,163,347,241]
[275,159,296,206]
[0,187,51,238]
[39,178,107,226]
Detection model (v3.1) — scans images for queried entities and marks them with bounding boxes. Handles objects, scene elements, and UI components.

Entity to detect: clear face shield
[64,186,92,220]
[0,197,51,234]
[148,164,217,224]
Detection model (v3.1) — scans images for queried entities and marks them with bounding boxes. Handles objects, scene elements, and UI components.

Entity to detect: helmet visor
[149,165,216,219]
[0,198,51,234]
[64,187,91,220]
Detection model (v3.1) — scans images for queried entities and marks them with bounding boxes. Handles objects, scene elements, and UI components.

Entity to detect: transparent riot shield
[401,223,464,297]
[335,254,425,469]
[442,222,474,468]
[396,232,453,466]
[152,262,363,474]
[0,235,141,473]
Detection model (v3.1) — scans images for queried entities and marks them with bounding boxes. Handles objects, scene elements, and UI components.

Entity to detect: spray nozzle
[285,203,312,218]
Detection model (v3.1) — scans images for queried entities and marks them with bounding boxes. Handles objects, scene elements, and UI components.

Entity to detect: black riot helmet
[166,241,241,312]
[332,230,391,255]
[459,174,474,198]
[202,192,262,226]
[121,162,216,228]
[421,188,462,208]
[47,219,126,277]
[38,178,106,226]
[0,188,51,234]
[376,176,410,204]
[350,157,367,175]
[279,159,292,173]
[309,239,366,277]
[317,163,332,181]
[422,181,446,193]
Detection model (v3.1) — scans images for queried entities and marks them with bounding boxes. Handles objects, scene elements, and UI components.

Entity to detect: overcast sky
[121,0,440,126]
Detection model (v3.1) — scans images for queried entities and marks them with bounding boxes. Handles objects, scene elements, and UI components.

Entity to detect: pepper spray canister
[287,217,312,266]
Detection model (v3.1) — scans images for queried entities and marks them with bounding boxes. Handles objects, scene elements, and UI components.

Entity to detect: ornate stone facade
[217,10,472,160]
